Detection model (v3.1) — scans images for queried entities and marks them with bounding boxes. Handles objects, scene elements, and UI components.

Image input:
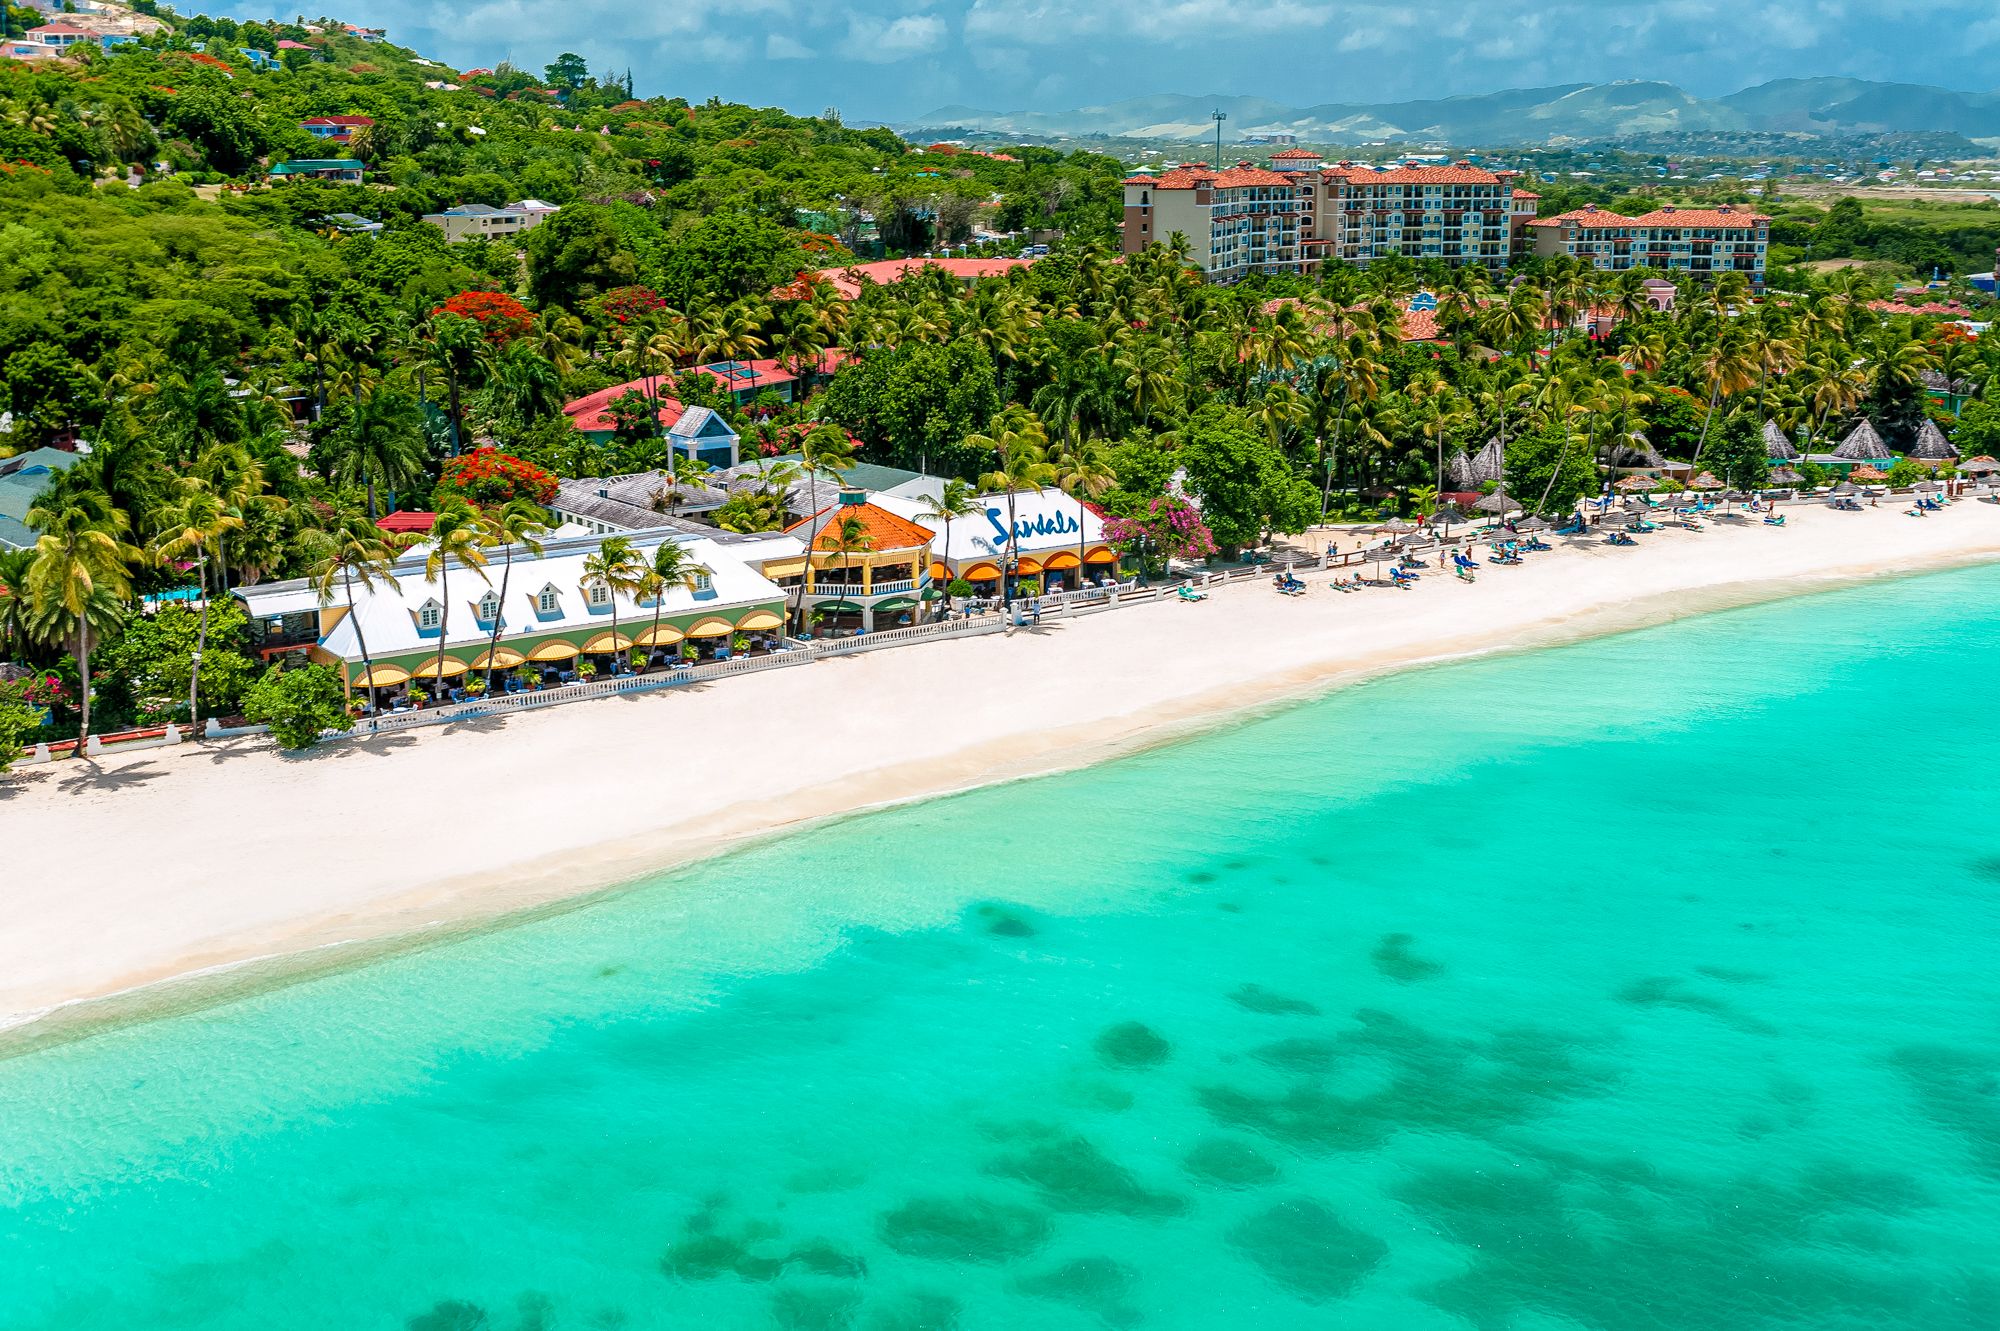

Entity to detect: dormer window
[536,584,561,615]
[476,590,501,625]
[417,599,443,631]
[690,569,713,594]
[588,583,611,608]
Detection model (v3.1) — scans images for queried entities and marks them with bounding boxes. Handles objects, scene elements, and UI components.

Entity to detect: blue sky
[225,1,2000,121]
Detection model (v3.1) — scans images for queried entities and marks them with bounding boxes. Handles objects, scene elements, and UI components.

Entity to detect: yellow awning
[761,556,809,580]
[410,655,469,678]
[928,560,949,581]
[736,609,783,631]
[352,663,410,688]
[962,562,1002,581]
[686,615,735,638]
[1012,555,1044,575]
[635,623,685,646]
[1084,546,1118,564]
[583,630,634,653]
[526,639,580,662]
[1043,550,1081,570]
[470,647,525,671]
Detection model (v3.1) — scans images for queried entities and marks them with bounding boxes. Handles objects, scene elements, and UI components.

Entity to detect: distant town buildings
[300,115,374,144]
[421,201,558,242]
[268,159,365,184]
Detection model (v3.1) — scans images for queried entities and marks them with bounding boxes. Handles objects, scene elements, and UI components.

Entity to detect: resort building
[235,527,797,698]
[784,489,936,633]
[268,159,364,184]
[0,448,81,550]
[421,203,552,242]
[1524,204,1770,289]
[1121,156,1530,282]
[875,487,1117,595]
[560,381,741,466]
[549,472,728,532]
[300,115,374,144]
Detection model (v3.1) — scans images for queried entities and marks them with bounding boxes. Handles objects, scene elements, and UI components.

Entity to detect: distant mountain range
[907,79,2000,146]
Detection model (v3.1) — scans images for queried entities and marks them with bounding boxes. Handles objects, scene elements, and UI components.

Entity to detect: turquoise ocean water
[5,566,2000,1330]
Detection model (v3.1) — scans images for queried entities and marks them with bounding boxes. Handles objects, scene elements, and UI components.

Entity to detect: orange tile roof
[787,500,933,553]
[1145,165,1296,190]
[1511,188,1541,199]
[1270,148,1323,160]
[1528,207,1638,229]
[1324,163,1504,185]
[1626,206,1767,228]
[796,257,1035,300]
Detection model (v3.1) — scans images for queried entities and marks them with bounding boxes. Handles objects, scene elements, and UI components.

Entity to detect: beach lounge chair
[1606,531,1638,547]
[1763,514,1786,527]
[1177,583,1208,602]
[1389,567,1417,587]
[1455,565,1476,583]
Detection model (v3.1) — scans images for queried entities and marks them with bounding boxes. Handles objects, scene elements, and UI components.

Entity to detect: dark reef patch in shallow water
[1966,854,2000,883]
[861,1291,960,1331]
[407,1302,489,1331]
[1094,1021,1172,1070]
[985,1131,1187,1217]
[1397,1148,1949,1331]
[1228,984,1322,1016]
[1888,1044,2000,1178]
[1694,964,1770,985]
[1182,1136,1280,1188]
[1250,1037,1340,1076]
[1203,1011,1613,1150]
[661,1202,866,1284]
[974,903,1038,938]
[1371,933,1445,983]
[771,1283,863,1331]
[1615,976,1777,1035]
[1228,1198,1386,1303]
[1015,1256,1143,1327]
[877,1196,1051,1263]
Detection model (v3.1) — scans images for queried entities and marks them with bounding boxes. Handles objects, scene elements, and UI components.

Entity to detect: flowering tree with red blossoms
[600,286,671,326]
[432,291,534,345]
[435,447,558,507]
[1102,494,1216,578]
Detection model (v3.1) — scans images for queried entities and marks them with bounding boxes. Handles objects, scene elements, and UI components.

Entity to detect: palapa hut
[1689,471,1723,490]
[1769,466,1804,486]
[1849,463,1889,483]
[1468,437,1506,486]
[1473,489,1517,515]
[1762,420,1800,461]
[1832,420,1893,463]
[1908,419,1958,464]
[1614,474,1656,493]
[1443,449,1477,490]
[1958,455,2000,475]
[1606,440,1668,471]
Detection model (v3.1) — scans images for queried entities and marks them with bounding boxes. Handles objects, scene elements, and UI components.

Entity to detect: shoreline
[7,504,2000,1048]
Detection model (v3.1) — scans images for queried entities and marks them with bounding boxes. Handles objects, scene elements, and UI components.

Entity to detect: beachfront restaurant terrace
[784,489,936,634]
[873,488,1118,595]
[234,528,796,707]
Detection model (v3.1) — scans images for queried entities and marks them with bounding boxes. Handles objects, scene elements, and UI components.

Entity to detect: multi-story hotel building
[1121,151,1541,281]
[1523,204,1770,288]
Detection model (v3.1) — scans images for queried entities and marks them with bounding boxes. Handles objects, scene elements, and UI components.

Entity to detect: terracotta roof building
[780,257,1036,301]
[784,488,938,632]
[1525,203,1770,290]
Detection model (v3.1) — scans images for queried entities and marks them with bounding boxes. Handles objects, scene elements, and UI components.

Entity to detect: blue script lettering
[983,506,1079,543]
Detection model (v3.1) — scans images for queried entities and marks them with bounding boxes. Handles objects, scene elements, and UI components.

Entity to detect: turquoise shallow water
[5,566,2000,1331]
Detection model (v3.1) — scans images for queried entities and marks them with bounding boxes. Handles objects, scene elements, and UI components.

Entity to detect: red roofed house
[301,114,375,143]
[785,487,937,633]
[1123,157,1530,283]
[781,257,1036,302]
[376,510,436,535]
[561,379,741,467]
[276,39,313,50]
[1526,203,1769,290]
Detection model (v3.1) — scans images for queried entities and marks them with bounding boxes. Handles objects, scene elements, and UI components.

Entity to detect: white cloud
[766,33,814,60]
[838,12,948,61]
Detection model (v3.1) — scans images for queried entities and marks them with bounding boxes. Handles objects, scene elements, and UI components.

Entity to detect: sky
[223,0,2000,122]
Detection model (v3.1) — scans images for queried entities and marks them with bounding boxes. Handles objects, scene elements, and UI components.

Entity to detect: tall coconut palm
[644,539,710,654]
[23,492,138,748]
[1050,438,1116,592]
[799,423,858,521]
[972,408,1056,608]
[473,499,550,691]
[149,479,242,730]
[917,478,980,606]
[304,509,404,710]
[824,513,874,623]
[581,536,647,669]
[424,503,490,693]
[415,312,490,456]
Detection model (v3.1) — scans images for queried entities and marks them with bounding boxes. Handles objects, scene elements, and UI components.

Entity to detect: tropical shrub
[436,447,559,507]
[432,291,534,345]
[242,664,354,750]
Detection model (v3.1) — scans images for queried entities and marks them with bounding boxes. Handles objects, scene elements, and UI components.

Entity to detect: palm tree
[474,499,550,691]
[917,479,980,607]
[581,536,647,670]
[23,492,137,748]
[1050,439,1116,592]
[799,423,858,520]
[304,509,404,711]
[1114,338,1180,431]
[416,312,490,456]
[644,540,709,656]
[973,408,1055,608]
[331,384,428,520]
[149,479,242,730]
[424,503,490,694]
[824,513,874,625]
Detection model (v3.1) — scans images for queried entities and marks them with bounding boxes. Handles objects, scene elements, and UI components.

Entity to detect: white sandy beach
[6,500,1999,1034]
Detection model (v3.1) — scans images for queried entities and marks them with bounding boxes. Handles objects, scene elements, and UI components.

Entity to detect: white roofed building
[873,487,1118,592]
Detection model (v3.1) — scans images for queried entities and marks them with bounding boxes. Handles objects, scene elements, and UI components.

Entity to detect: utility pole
[1211,110,1226,170]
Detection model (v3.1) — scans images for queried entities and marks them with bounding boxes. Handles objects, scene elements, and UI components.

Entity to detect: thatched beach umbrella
[1832,419,1893,462]
[1762,420,1800,461]
[1690,471,1723,491]
[1374,517,1416,534]
[1849,463,1889,483]
[1516,515,1551,532]
[1958,456,2000,475]
[1832,481,1859,496]
[1615,474,1655,493]
[1598,510,1632,529]
[1473,490,1516,515]
[1914,480,1940,495]
[1909,418,1957,463]
[1769,466,1803,486]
